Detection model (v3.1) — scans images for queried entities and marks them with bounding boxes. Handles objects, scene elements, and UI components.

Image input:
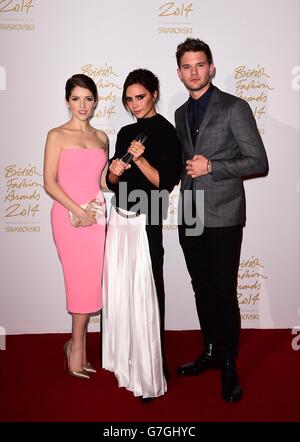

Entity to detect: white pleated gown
[102,206,167,399]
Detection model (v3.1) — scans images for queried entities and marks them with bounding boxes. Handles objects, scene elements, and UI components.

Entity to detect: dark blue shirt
[188,83,214,146]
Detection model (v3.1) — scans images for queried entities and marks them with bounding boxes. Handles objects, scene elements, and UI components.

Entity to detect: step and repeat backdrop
[0,0,299,333]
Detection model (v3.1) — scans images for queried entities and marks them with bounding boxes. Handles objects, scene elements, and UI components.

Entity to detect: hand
[109,158,131,176]
[76,208,97,227]
[127,140,145,163]
[186,155,209,178]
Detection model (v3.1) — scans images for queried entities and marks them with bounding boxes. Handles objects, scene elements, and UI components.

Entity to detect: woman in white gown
[102,69,182,401]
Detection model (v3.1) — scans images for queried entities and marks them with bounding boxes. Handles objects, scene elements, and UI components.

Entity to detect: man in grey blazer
[175,38,268,402]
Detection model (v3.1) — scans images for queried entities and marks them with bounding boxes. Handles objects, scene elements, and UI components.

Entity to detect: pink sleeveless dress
[51,148,107,313]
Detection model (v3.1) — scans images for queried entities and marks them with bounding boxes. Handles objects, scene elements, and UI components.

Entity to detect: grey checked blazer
[175,86,268,227]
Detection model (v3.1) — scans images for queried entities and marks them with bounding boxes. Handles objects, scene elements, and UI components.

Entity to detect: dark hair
[65,74,98,102]
[176,38,213,67]
[122,69,160,111]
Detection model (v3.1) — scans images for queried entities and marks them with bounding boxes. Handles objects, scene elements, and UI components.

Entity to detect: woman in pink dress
[43,74,108,379]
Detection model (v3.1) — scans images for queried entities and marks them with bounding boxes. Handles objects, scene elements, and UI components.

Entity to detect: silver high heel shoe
[64,341,90,379]
[83,362,97,373]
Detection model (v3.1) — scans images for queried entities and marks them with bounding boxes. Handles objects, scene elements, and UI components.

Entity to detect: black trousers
[178,223,243,359]
[145,224,166,356]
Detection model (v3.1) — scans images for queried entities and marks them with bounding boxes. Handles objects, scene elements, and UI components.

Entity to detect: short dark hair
[176,38,213,67]
[65,74,98,102]
[122,69,160,111]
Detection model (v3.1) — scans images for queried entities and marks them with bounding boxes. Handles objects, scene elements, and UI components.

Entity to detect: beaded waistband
[114,206,140,219]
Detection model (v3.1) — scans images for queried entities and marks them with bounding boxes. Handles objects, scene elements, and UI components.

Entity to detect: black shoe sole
[140,397,155,404]
[222,388,243,403]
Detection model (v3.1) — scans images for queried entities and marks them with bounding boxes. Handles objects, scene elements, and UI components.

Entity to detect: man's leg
[204,225,243,402]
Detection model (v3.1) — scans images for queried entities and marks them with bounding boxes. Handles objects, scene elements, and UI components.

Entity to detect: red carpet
[0,330,299,422]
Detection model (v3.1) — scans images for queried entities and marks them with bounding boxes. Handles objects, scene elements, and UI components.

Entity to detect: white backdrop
[0,0,299,334]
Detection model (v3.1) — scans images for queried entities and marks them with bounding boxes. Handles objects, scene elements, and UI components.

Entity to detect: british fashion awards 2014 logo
[3,163,43,233]
[234,64,273,136]
[80,63,122,136]
[0,0,35,31]
[157,1,194,35]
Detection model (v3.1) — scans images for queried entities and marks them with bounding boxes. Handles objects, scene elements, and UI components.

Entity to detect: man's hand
[186,155,209,178]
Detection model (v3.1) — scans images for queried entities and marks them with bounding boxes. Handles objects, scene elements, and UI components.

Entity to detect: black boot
[221,359,243,402]
[176,344,219,376]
